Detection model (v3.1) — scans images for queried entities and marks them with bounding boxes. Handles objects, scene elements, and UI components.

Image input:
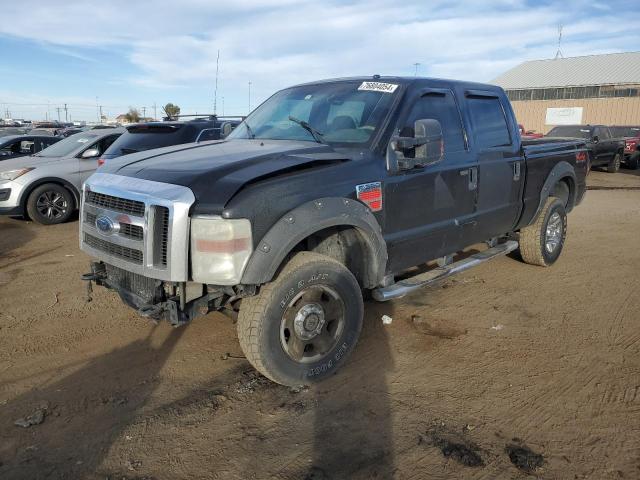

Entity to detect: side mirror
[81,148,100,159]
[392,118,443,169]
[592,135,599,144]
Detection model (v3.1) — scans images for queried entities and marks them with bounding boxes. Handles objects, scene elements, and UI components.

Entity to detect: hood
[102,139,350,212]
[0,154,68,172]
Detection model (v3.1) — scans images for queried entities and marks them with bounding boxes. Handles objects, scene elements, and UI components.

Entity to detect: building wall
[510,97,640,134]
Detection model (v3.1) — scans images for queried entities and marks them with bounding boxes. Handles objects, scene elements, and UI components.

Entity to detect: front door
[464,91,523,242]
[384,88,477,273]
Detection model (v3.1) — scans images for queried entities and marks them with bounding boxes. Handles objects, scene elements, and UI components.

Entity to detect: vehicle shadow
[0,325,186,480]
[302,300,396,479]
[0,218,36,259]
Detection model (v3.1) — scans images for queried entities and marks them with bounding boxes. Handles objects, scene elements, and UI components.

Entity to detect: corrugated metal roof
[492,52,640,89]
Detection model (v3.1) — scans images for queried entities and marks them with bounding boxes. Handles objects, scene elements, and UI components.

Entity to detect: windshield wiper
[288,116,325,144]
[244,122,255,139]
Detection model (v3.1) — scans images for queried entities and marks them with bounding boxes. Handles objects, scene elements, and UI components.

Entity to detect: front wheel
[237,252,364,386]
[607,153,621,173]
[627,152,639,170]
[26,183,74,225]
[518,197,567,267]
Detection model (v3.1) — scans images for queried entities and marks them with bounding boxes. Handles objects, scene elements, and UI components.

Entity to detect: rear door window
[467,96,512,148]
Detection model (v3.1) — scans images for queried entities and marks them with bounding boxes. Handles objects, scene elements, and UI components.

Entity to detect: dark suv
[98,116,242,165]
[546,124,625,173]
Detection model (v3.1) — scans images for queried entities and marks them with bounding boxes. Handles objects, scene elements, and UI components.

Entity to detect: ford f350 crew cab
[80,76,588,386]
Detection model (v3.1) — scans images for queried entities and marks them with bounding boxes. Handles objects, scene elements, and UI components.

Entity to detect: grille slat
[152,206,170,267]
[84,233,143,265]
[84,211,143,241]
[86,191,145,217]
[120,223,144,240]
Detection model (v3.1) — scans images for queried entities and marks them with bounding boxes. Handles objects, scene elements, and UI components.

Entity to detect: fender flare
[530,161,577,224]
[241,197,388,288]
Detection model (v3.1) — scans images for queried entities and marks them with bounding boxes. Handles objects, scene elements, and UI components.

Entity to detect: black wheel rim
[36,191,68,220]
[280,285,345,364]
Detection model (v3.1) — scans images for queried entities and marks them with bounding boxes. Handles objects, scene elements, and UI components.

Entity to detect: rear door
[594,126,615,163]
[384,87,477,272]
[464,90,524,242]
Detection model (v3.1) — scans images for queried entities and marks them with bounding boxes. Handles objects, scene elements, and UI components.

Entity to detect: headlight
[0,168,34,181]
[190,216,252,285]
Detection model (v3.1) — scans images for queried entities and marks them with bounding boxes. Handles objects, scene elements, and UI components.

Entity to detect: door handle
[512,161,521,181]
[459,167,477,190]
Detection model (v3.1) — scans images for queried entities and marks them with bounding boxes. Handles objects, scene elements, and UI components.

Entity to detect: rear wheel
[627,152,639,170]
[518,197,567,267]
[607,153,621,173]
[26,183,74,225]
[237,252,363,386]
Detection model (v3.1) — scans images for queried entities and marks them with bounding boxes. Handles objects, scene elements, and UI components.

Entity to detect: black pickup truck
[80,76,588,386]
[546,124,625,173]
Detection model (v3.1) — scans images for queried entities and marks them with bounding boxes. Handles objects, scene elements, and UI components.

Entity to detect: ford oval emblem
[95,215,116,235]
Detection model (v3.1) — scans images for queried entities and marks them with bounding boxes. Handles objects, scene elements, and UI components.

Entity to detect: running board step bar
[372,240,519,302]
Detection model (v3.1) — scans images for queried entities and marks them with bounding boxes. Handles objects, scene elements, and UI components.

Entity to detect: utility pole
[153,102,157,120]
[413,62,421,76]
[248,81,252,113]
[214,49,220,114]
[96,96,100,123]
[554,24,564,59]
[56,107,62,122]
[222,96,225,116]
[142,106,146,119]
[99,105,103,123]
[64,103,68,122]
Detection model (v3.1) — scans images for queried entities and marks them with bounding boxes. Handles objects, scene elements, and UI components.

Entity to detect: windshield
[545,126,592,139]
[36,132,101,157]
[609,126,640,138]
[227,81,399,147]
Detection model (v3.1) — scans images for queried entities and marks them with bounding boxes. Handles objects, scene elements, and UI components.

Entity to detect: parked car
[518,123,543,139]
[97,116,242,165]
[609,126,640,169]
[0,135,61,160]
[545,124,625,172]
[60,126,90,137]
[79,76,588,387]
[0,128,123,224]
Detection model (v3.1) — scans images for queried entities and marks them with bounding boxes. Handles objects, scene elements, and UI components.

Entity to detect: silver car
[0,128,123,225]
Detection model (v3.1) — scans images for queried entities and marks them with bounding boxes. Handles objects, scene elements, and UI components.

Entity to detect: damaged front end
[82,262,251,326]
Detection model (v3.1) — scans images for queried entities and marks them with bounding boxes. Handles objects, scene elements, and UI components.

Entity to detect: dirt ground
[0,168,639,480]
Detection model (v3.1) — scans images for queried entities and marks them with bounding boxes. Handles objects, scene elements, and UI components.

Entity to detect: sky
[0,0,638,122]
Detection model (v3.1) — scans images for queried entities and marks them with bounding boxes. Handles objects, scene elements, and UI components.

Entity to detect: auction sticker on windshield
[358,82,398,93]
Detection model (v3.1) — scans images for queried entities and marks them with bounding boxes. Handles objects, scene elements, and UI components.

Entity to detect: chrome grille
[84,233,143,264]
[153,206,170,267]
[85,191,145,217]
[85,211,143,240]
[80,173,195,282]
[120,223,144,240]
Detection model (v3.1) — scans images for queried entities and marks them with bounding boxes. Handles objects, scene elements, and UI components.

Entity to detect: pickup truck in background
[609,125,640,170]
[80,76,589,386]
[546,124,625,172]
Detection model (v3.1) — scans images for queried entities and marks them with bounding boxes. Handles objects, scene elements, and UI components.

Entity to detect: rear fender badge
[356,182,383,212]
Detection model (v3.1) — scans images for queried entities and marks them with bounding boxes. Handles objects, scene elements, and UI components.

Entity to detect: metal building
[492,52,640,134]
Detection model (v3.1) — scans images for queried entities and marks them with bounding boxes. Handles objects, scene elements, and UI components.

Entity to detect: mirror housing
[392,119,443,170]
[81,148,100,159]
[592,135,599,144]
